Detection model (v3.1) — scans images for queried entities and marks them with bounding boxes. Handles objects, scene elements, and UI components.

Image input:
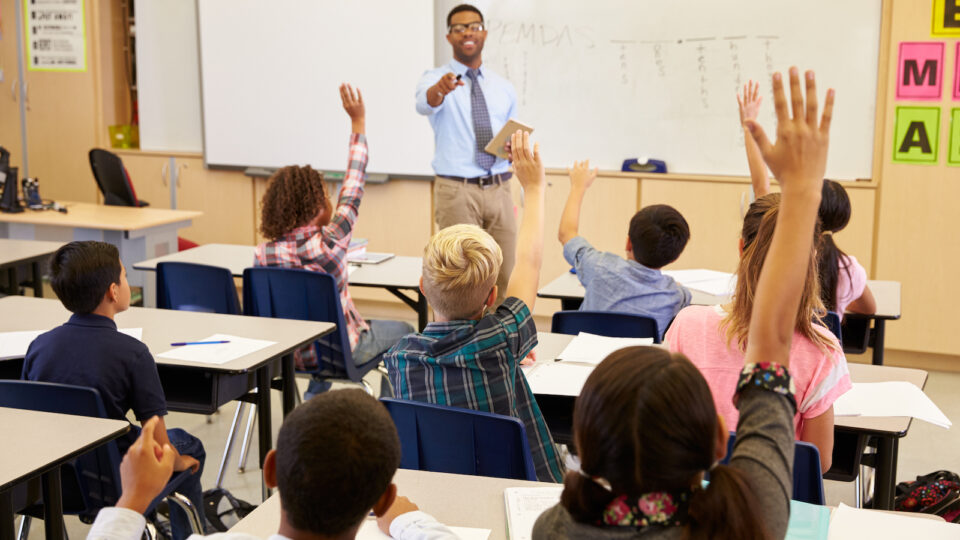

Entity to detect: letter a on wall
[932,0,960,37]
[894,107,940,164]
[897,42,944,100]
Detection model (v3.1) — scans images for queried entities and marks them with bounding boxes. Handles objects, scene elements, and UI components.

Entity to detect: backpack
[894,470,960,523]
[202,487,257,531]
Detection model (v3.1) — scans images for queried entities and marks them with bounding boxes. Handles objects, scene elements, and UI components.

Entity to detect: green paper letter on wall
[894,106,940,163]
[949,109,960,166]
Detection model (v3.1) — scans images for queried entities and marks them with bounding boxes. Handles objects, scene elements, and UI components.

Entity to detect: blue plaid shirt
[384,297,564,483]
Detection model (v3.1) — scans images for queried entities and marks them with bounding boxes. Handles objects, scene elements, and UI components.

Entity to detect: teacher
[416,3,518,304]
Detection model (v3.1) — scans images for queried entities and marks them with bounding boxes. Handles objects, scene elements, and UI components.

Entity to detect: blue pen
[170,340,230,346]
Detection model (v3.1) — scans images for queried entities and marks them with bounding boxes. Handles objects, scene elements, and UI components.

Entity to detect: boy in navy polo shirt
[22,241,206,540]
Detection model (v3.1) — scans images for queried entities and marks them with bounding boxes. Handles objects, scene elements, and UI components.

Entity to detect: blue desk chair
[822,311,842,341]
[723,433,825,505]
[380,398,537,481]
[157,262,241,315]
[551,310,661,343]
[156,261,245,487]
[0,380,203,536]
[242,267,383,393]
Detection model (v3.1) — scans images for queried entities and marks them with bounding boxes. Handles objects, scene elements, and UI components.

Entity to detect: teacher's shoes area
[14,361,960,539]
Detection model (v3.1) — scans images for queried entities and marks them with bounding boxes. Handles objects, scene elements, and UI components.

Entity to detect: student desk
[538,273,902,365]
[133,244,429,330]
[0,239,64,297]
[0,407,128,540]
[0,296,334,499]
[537,270,730,308]
[229,468,553,540]
[0,202,201,293]
[528,332,927,511]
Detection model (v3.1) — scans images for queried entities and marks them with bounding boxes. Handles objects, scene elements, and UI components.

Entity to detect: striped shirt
[384,297,565,483]
[254,133,370,370]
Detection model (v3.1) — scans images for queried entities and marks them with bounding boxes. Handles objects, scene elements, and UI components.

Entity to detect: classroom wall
[7,0,958,368]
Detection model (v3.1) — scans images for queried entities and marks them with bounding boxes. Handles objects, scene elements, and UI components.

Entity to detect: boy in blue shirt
[384,132,564,483]
[558,160,692,339]
[22,241,205,540]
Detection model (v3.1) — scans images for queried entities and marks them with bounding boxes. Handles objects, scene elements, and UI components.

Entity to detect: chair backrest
[723,432,825,505]
[88,149,139,207]
[0,380,123,513]
[551,310,661,343]
[822,311,842,341]
[157,262,241,315]
[380,398,537,481]
[242,267,355,378]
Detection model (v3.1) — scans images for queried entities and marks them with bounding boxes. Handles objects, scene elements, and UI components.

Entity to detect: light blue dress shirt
[563,236,692,339]
[416,59,517,177]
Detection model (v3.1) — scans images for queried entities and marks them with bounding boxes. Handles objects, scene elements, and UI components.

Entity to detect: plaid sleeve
[493,297,539,359]
[324,133,368,243]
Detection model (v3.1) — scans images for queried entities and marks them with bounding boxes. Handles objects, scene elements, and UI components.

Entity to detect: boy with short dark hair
[22,241,205,540]
[384,132,565,483]
[558,160,692,339]
[86,390,457,540]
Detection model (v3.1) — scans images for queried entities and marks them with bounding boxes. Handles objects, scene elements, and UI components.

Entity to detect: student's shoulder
[673,304,721,325]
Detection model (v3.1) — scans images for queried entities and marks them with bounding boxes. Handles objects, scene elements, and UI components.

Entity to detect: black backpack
[202,487,257,531]
[894,470,960,523]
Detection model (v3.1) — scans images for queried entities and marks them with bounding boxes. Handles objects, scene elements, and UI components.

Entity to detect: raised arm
[744,68,834,367]
[558,160,598,245]
[504,131,546,309]
[325,84,369,241]
[738,81,771,198]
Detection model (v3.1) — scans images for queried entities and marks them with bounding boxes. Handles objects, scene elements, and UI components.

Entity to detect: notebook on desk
[347,252,395,264]
[504,486,563,540]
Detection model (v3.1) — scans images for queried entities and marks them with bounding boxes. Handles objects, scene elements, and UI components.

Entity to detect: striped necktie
[466,68,496,171]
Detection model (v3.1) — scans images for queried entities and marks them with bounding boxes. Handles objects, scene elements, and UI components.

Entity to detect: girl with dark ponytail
[818,180,876,316]
[533,67,834,539]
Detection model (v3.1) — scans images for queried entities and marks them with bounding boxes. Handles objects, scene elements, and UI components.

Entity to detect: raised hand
[510,130,545,191]
[340,83,365,133]
[567,160,598,192]
[737,80,763,126]
[116,416,177,514]
[745,67,834,195]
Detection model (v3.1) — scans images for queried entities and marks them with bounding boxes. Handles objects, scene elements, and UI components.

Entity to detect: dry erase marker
[456,74,462,82]
[170,340,230,346]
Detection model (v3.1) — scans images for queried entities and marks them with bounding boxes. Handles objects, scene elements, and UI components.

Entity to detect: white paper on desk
[504,487,563,540]
[556,332,653,365]
[524,363,593,396]
[828,503,960,539]
[156,334,276,365]
[356,519,490,540]
[0,328,143,359]
[662,269,736,296]
[834,382,951,428]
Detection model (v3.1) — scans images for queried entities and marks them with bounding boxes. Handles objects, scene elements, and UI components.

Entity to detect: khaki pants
[434,176,517,305]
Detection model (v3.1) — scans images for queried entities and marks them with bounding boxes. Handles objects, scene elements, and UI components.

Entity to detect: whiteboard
[135,0,204,153]
[197,0,435,175]
[436,0,882,179]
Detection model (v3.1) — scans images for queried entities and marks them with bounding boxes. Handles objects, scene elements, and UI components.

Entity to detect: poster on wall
[23,0,86,72]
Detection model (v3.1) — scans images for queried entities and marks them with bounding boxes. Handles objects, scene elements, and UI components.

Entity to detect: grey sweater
[531,386,795,539]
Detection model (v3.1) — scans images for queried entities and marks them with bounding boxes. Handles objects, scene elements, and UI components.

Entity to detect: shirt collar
[67,312,118,330]
[448,58,482,78]
[626,259,664,277]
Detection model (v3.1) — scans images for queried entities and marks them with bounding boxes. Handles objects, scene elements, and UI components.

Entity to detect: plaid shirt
[255,133,370,370]
[384,297,565,483]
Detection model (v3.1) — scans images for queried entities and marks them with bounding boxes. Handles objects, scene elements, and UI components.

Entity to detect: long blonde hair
[722,193,837,353]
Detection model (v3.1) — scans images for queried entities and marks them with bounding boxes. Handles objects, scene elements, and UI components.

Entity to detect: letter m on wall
[897,42,944,100]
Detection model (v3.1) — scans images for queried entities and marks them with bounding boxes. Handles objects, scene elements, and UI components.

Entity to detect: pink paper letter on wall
[896,42,944,100]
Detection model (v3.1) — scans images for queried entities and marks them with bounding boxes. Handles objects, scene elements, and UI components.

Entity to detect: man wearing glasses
[416,3,518,305]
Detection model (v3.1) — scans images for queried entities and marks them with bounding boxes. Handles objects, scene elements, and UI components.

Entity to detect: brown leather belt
[438,172,512,187]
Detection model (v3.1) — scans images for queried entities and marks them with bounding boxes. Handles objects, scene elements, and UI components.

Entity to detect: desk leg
[256,366,272,502]
[31,262,42,297]
[0,489,14,540]
[873,437,898,510]
[417,292,428,331]
[281,354,296,417]
[872,319,886,366]
[5,269,17,296]
[40,468,63,540]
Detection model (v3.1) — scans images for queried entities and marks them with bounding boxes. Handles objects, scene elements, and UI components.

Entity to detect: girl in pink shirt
[666,194,851,472]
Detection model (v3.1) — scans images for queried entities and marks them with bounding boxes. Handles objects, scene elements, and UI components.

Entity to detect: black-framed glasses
[448,22,485,34]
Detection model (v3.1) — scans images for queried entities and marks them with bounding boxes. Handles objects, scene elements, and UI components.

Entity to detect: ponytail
[560,471,617,523]
[817,232,843,312]
[687,464,769,540]
[816,180,854,312]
